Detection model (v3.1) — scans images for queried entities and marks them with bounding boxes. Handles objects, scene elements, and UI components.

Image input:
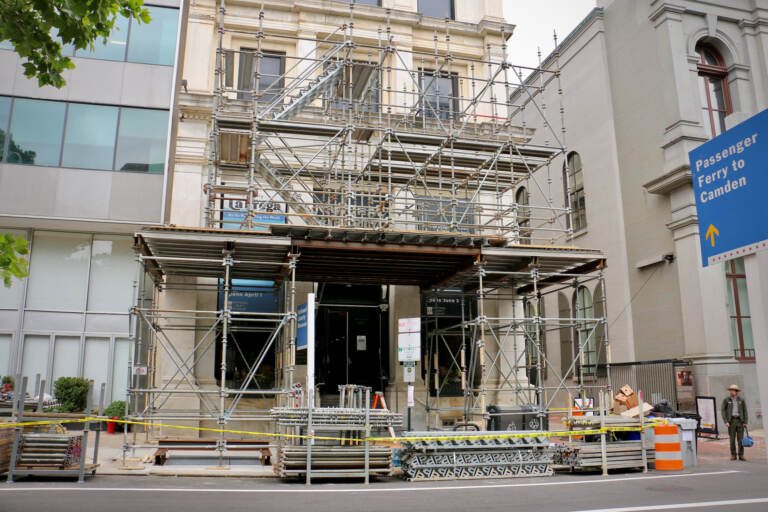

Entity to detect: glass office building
[0,2,184,399]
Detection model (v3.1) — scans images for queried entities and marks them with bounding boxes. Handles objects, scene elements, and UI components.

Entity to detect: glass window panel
[7,99,66,166]
[26,232,91,310]
[0,333,11,377]
[114,107,168,173]
[736,277,750,316]
[126,6,178,65]
[52,336,81,383]
[741,318,754,350]
[726,278,736,316]
[0,229,26,309]
[112,338,132,402]
[418,0,453,19]
[83,337,109,398]
[88,236,135,312]
[61,104,119,170]
[21,334,49,384]
[248,53,284,104]
[729,318,740,352]
[0,40,13,50]
[0,96,11,162]
[77,16,128,60]
[732,257,746,274]
[237,48,255,100]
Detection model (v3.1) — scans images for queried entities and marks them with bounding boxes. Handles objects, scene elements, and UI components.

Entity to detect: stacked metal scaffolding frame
[123,1,613,465]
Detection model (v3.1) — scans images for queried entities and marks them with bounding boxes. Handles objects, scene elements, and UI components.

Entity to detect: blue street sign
[297,301,308,350]
[689,108,768,266]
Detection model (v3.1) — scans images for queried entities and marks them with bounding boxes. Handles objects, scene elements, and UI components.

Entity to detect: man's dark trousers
[729,419,745,458]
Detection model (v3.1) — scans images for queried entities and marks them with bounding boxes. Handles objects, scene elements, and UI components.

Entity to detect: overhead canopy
[135,226,605,291]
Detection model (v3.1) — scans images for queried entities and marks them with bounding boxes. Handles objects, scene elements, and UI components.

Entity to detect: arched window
[696,43,732,139]
[573,285,596,375]
[558,292,573,378]
[564,152,586,233]
[592,282,607,372]
[523,298,546,385]
[516,187,531,245]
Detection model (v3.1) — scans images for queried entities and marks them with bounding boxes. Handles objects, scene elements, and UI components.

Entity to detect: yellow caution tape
[1,416,667,444]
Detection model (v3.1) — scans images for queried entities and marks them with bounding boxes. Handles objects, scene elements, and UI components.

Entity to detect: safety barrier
[0,416,667,444]
[653,424,683,471]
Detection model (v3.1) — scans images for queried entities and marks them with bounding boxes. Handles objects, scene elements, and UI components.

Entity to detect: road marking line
[0,470,740,494]
[572,497,768,512]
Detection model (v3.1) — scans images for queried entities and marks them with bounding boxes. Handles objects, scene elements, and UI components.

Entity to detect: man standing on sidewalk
[722,384,748,461]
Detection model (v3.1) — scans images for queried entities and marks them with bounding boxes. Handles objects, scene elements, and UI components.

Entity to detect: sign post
[398,317,420,431]
[689,108,768,459]
[297,293,315,408]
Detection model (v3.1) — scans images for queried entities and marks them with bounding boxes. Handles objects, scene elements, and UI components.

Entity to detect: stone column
[744,250,768,460]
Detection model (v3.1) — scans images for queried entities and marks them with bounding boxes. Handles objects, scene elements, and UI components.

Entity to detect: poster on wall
[696,395,719,438]
[675,365,696,412]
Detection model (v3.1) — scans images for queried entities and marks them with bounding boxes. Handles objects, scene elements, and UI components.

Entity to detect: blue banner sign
[689,109,768,266]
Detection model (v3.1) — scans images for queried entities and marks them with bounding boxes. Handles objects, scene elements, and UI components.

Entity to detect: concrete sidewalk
[696,427,765,464]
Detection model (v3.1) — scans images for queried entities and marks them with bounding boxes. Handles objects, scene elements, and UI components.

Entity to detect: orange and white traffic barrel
[654,424,683,471]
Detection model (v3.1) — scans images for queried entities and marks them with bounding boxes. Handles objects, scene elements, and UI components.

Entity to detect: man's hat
[728,384,741,392]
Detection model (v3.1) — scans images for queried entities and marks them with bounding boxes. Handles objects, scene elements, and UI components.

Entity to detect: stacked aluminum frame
[399,432,554,481]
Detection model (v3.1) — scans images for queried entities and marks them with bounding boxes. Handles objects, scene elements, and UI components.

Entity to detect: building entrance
[315,284,389,399]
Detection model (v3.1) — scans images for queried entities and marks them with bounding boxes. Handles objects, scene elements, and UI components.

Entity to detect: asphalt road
[1,463,767,512]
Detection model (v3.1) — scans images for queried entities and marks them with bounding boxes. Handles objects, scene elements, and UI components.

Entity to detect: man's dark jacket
[721,395,748,424]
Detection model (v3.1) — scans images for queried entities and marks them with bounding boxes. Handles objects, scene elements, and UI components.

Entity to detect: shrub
[2,376,13,389]
[54,377,89,413]
[104,400,126,420]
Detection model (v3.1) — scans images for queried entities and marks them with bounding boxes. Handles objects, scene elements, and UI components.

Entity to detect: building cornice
[222,0,515,39]
[643,164,692,195]
[649,2,685,26]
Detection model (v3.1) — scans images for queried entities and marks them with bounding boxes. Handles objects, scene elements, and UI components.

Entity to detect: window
[1,10,178,66]
[523,299,546,385]
[327,62,380,113]
[419,70,458,120]
[564,152,586,233]
[79,15,129,61]
[88,236,135,312]
[126,6,179,66]
[725,258,754,360]
[0,97,168,173]
[0,96,10,163]
[573,286,596,375]
[114,107,168,173]
[0,333,11,377]
[61,104,119,170]
[26,232,91,310]
[238,50,285,103]
[416,195,474,233]
[558,292,573,378]
[516,187,531,244]
[418,0,454,19]
[7,99,66,166]
[696,43,732,139]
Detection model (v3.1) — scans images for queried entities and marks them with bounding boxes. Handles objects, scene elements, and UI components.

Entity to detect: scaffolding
[122,1,612,461]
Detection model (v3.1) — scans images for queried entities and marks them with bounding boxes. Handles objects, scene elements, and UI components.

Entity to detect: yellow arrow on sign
[705,224,719,247]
